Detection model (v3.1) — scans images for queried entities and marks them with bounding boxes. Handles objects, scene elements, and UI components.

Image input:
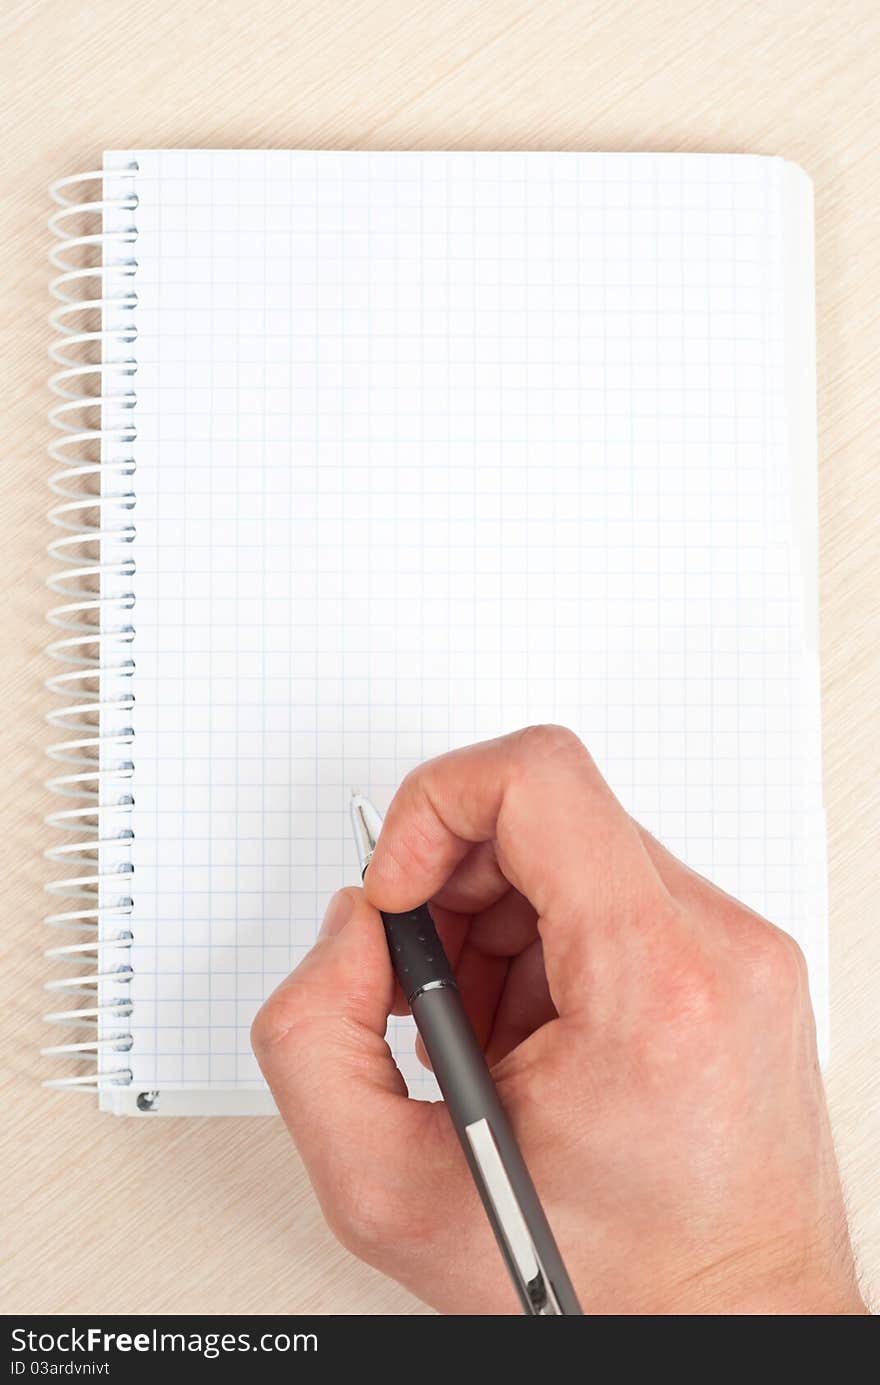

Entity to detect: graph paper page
[106,150,825,1109]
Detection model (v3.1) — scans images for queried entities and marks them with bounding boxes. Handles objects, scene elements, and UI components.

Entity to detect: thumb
[251,887,444,1253]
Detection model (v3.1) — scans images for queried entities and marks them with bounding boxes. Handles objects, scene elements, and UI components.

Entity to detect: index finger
[365,726,670,1012]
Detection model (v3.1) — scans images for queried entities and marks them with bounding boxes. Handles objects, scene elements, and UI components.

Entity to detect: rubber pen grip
[380,903,456,1002]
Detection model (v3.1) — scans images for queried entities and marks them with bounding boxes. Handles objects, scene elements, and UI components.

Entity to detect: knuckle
[250,974,323,1060]
[250,988,294,1059]
[743,924,807,1003]
[514,723,588,767]
[327,1177,406,1260]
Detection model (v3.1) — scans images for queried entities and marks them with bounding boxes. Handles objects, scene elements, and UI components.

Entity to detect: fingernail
[318,889,355,939]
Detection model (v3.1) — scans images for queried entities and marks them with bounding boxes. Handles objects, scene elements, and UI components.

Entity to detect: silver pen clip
[465,1117,563,1315]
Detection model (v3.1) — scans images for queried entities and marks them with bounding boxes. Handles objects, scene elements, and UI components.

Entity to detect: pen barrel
[411,982,510,1131]
[377,901,582,1314]
[411,982,582,1317]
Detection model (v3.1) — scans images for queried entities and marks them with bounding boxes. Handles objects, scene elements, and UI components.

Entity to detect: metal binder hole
[136,1090,159,1113]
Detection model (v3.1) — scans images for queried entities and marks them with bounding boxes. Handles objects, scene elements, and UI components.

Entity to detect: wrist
[655,1232,866,1316]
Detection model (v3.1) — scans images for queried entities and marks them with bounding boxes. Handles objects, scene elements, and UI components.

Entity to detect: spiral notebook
[46,150,826,1115]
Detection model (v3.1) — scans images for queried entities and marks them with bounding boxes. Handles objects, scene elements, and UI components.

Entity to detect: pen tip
[349,791,384,871]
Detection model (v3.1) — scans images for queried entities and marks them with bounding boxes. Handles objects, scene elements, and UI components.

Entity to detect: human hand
[252,727,864,1314]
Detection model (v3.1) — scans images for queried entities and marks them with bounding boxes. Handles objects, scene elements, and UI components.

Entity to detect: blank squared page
[105,149,826,1099]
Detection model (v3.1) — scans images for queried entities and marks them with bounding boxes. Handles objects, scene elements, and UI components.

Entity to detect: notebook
[45,150,826,1116]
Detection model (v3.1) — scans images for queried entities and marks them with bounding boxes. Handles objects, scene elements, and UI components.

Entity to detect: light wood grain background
[1,0,877,1315]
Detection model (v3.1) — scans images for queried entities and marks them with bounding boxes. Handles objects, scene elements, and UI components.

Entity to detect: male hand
[252,727,864,1314]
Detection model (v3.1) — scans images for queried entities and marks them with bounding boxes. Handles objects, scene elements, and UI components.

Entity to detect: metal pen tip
[349,792,384,875]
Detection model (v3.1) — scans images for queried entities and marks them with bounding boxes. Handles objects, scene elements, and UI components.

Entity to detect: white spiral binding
[45,165,139,1091]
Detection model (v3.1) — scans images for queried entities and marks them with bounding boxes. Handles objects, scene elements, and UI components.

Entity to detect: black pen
[350,792,582,1316]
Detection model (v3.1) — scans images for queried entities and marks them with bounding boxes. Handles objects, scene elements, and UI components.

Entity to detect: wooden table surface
[2,0,877,1315]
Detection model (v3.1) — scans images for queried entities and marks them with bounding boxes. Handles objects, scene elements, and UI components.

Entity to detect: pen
[350,792,583,1316]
